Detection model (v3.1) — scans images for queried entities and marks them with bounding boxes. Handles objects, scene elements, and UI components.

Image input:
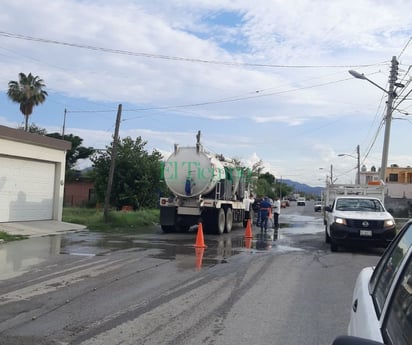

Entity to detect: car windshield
[335,198,384,212]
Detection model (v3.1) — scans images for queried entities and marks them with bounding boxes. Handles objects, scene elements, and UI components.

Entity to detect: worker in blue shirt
[253,195,262,226]
[259,197,272,232]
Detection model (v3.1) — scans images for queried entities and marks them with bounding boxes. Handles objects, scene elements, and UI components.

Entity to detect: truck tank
[159,131,251,234]
[163,145,226,198]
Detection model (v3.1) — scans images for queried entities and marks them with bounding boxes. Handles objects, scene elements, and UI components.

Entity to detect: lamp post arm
[362,76,390,95]
[348,70,389,94]
[337,153,355,158]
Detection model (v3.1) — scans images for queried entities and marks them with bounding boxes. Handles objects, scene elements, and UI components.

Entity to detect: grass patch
[0,231,28,242]
[63,207,160,232]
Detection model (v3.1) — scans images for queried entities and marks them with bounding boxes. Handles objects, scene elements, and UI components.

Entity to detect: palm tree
[7,73,48,131]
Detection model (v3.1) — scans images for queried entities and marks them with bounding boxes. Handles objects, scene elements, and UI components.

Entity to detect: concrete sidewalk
[0,220,87,238]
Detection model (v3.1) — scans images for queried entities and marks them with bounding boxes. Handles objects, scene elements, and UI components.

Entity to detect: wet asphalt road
[0,201,384,345]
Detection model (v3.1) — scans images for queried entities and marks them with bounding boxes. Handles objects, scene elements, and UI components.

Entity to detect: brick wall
[64,181,95,206]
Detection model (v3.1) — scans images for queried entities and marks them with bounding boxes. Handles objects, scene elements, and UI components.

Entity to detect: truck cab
[324,196,396,252]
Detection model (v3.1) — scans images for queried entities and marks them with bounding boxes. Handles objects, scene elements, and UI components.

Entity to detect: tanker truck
[159,131,253,234]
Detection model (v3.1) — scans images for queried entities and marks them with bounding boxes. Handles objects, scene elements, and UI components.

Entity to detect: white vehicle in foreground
[337,219,412,345]
[324,196,396,252]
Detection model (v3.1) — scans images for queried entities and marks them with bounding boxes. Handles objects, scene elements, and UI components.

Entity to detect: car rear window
[382,253,412,345]
[371,222,412,317]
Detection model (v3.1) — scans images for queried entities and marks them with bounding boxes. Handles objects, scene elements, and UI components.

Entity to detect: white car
[297,197,306,206]
[324,196,396,252]
[341,219,412,345]
[314,201,323,212]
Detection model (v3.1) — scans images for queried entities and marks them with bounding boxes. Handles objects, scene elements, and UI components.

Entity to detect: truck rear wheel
[202,208,226,234]
[216,208,226,235]
[225,208,233,233]
[161,225,176,233]
[176,224,190,233]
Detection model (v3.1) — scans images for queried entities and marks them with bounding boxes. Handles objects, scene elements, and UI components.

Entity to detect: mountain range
[282,179,323,197]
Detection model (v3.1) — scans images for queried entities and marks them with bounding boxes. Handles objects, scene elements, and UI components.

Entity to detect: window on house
[389,173,398,182]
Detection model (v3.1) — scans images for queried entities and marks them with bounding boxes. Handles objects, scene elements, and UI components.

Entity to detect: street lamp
[348,70,390,94]
[319,165,335,184]
[348,56,399,182]
[338,144,360,184]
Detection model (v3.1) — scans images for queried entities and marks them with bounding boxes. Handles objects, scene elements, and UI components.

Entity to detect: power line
[64,76,355,118]
[398,36,412,59]
[362,119,385,163]
[0,30,388,69]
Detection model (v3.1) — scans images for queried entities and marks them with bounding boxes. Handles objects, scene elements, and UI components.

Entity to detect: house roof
[0,125,71,151]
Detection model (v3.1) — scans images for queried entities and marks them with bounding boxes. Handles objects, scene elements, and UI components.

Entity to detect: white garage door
[0,157,55,222]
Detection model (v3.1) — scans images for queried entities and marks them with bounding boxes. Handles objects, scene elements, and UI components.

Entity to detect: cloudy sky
[1,0,412,186]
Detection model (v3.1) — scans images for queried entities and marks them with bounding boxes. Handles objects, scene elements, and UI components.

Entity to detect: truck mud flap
[160,206,176,226]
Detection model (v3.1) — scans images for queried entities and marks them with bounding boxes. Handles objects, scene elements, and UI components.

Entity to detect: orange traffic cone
[244,236,252,249]
[194,222,207,248]
[195,247,205,271]
[244,219,253,238]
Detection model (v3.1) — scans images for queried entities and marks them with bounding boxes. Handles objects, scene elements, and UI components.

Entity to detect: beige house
[360,164,412,198]
[385,165,412,198]
[0,125,71,222]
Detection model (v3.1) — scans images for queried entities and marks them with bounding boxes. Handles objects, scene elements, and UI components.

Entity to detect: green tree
[254,172,294,199]
[273,181,294,199]
[47,133,95,177]
[256,178,271,198]
[14,127,94,180]
[259,172,276,185]
[255,172,276,198]
[7,73,48,131]
[17,123,48,135]
[91,136,164,209]
[252,159,264,177]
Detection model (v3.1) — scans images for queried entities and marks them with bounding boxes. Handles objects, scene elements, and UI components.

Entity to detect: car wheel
[325,226,330,244]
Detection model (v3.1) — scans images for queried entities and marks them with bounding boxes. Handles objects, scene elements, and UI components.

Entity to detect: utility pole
[62,108,67,138]
[356,144,360,185]
[330,164,333,184]
[104,104,122,222]
[279,176,282,199]
[380,56,398,182]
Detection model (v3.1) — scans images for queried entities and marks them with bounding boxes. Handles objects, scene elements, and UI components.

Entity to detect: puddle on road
[0,236,62,280]
[278,214,324,236]
[0,231,246,279]
[0,216,321,279]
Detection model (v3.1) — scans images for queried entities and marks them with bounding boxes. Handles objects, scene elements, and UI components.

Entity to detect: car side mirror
[332,336,384,345]
[325,206,332,212]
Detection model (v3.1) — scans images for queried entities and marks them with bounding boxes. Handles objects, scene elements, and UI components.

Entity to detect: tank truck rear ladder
[215,181,221,200]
